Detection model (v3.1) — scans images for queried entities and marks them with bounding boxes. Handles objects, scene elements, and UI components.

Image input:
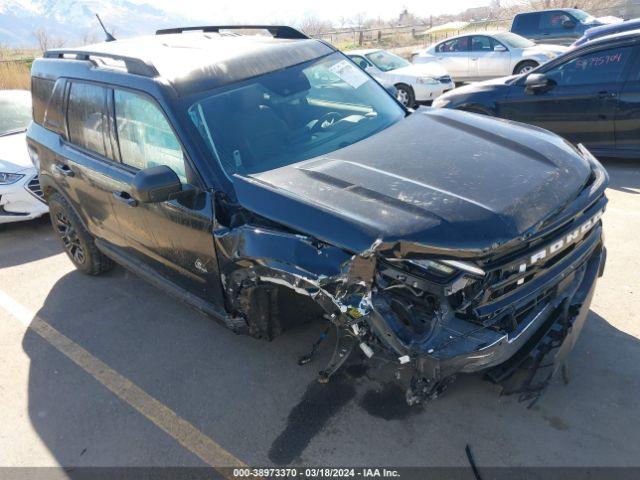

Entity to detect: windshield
[493,32,535,48]
[364,50,410,72]
[570,9,596,24]
[0,91,31,135]
[188,52,404,177]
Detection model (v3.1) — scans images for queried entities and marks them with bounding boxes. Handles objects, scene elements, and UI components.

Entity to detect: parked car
[511,8,619,46]
[572,18,640,47]
[28,25,607,404]
[346,49,454,107]
[0,90,48,224]
[413,32,566,82]
[432,30,640,160]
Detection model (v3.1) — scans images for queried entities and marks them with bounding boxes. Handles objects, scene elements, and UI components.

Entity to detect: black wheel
[514,60,538,75]
[48,192,114,275]
[395,83,415,108]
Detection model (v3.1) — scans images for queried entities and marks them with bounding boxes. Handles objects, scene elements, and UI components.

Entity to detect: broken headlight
[389,258,485,283]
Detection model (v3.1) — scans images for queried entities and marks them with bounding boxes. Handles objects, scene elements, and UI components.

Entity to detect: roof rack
[155,25,309,40]
[43,49,159,77]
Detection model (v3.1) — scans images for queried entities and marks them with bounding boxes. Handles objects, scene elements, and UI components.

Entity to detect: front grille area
[26,176,45,203]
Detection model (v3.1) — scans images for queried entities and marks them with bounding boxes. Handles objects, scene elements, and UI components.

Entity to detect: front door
[537,10,577,45]
[470,35,511,78]
[106,88,225,306]
[501,45,633,152]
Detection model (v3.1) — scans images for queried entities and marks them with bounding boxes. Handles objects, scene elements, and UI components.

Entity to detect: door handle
[54,163,75,177]
[112,190,138,207]
[471,57,478,61]
[597,91,617,99]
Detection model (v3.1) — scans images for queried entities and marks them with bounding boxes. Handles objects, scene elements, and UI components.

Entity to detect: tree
[33,28,65,53]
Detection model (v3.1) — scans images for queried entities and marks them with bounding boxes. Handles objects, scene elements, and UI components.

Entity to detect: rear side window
[437,37,470,53]
[31,77,55,125]
[545,47,632,86]
[512,14,538,34]
[67,82,107,156]
[114,90,187,183]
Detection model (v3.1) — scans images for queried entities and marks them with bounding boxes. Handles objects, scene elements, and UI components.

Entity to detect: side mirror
[131,165,184,203]
[524,73,551,94]
[563,20,577,29]
[494,44,508,52]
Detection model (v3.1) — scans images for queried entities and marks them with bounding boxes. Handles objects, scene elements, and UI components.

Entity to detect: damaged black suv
[28,25,608,404]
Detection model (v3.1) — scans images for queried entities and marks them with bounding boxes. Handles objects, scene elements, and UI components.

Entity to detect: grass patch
[0,61,31,90]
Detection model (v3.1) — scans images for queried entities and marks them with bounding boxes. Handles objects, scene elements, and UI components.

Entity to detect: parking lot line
[0,288,247,475]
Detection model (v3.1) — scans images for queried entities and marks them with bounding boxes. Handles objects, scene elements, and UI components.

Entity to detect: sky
[132,0,491,24]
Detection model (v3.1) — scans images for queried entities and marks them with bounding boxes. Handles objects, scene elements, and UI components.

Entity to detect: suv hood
[0,131,32,173]
[233,108,591,255]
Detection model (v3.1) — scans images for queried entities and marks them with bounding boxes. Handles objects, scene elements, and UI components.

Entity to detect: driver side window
[544,47,631,86]
[114,90,187,183]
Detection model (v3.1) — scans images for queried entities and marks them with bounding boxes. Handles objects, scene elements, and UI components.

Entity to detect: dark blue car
[573,18,640,46]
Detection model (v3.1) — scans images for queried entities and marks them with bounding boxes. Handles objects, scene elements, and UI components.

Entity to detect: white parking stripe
[0,288,249,476]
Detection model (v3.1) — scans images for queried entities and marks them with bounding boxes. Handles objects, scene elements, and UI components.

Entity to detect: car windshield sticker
[328,60,368,89]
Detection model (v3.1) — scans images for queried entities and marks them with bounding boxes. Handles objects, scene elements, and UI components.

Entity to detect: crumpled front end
[366,204,606,404]
[215,143,608,405]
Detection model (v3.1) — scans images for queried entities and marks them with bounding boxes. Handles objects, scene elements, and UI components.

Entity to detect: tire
[48,192,114,275]
[514,60,538,75]
[395,83,415,108]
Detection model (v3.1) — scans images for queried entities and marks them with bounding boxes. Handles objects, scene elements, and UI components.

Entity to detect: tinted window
[31,77,55,126]
[471,36,496,52]
[539,11,572,30]
[67,82,107,156]
[114,90,187,183]
[437,37,470,53]
[545,47,631,86]
[512,13,538,33]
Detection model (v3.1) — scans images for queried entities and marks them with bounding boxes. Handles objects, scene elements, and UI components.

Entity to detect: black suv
[28,26,608,404]
[511,8,606,45]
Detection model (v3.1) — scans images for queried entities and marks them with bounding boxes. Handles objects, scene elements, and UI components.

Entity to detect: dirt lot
[0,160,639,473]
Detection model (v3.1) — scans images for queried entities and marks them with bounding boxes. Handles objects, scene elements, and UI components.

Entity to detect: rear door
[502,45,633,151]
[59,80,122,244]
[106,88,225,306]
[614,46,640,156]
[470,35,511,78]
[434,37,470,80]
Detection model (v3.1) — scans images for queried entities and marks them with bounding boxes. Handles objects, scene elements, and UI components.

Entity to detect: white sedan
[0,90,48,224]
[413,32,567,83]
[347,49,455,107]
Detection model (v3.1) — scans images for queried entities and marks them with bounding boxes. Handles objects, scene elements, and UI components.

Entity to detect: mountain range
[0,0,196,47]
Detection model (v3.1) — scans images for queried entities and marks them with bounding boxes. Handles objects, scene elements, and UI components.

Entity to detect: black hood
[233,108,592,255]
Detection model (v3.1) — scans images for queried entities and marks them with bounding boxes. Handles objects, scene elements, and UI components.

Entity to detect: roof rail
[43,49,159,77]
[155,25,309,40]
